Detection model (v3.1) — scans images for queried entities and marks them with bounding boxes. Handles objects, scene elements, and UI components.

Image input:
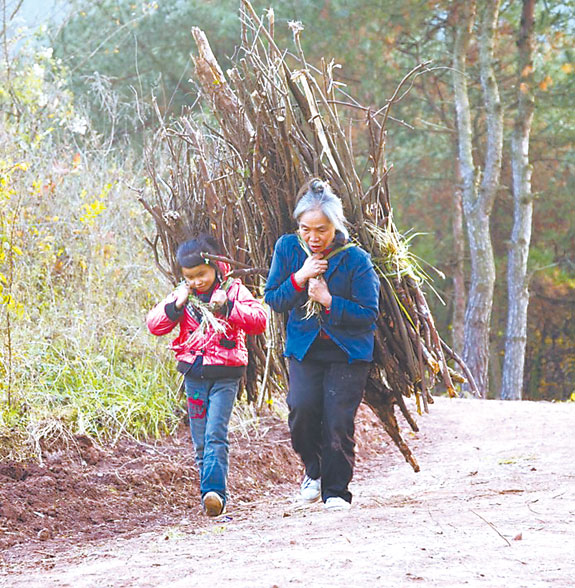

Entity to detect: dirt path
[2,397,574,587]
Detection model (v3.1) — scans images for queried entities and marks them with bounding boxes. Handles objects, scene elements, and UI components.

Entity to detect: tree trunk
[453,0,503,398]
[461,210,496,397]
[501,0,536,401]
[451,178,466,356]
[453,2,503,397]
[452,0,478,379]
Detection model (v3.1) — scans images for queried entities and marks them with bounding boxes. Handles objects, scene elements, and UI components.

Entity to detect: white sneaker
[300,475,321,503]
[324,497,351,511]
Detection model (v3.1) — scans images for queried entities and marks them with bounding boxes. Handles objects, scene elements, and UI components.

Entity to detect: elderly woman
[264,178,380,510]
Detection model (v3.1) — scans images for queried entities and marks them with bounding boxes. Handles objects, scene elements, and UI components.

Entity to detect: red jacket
[147,274,267,368]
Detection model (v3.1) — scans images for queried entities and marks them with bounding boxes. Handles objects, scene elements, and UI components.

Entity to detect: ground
[1,397,574,587]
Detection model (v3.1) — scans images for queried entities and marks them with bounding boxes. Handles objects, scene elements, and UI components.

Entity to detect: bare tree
[452,0,503,397]
[451,179,466,356]
[501,0,537,400]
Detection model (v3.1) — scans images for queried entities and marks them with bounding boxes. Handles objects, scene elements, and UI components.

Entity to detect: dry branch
[141,0,477,470]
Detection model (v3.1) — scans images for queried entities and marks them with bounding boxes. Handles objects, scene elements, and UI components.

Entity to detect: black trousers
[287,357,370,503]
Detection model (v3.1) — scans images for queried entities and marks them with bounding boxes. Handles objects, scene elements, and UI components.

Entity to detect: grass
[1,259,186,461]
[0,120,191,461]
[1,260,185,461]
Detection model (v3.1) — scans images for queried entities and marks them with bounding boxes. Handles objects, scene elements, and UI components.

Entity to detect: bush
[1,40,184,460]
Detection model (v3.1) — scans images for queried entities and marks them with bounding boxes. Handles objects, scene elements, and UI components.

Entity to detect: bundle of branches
[140,0,478,472]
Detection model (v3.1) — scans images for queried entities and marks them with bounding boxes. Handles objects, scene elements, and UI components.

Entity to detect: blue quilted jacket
[264,234,380,362]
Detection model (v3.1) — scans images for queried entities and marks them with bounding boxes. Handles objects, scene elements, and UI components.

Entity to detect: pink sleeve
[146,292,181,336]
[228,282,268,336]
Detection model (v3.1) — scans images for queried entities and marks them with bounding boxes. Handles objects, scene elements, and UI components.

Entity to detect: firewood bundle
[140,0,477,471]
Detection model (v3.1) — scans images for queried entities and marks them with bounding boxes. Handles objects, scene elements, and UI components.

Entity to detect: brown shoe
[203,491,224,517]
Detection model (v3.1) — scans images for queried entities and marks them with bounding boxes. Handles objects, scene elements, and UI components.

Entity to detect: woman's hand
[308,277,333,308]
[174,282,192,309]
[293,254,328,287]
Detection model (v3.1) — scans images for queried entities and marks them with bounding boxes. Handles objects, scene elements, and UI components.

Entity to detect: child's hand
[174,283,191,309]
[211,289,228,308]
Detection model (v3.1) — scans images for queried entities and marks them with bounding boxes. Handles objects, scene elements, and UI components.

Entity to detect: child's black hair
[176,234,222,269]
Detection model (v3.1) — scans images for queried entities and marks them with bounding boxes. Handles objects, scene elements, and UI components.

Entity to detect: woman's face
[298,209,336,254]
[182,264,217,293]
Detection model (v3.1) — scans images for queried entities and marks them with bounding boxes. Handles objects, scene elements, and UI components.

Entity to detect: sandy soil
[2,397,574,587]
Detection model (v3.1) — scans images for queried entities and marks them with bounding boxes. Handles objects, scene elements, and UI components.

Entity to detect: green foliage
[16,335,181,444]
[52,0,242,139]
[0,35,184,457]
[0,141,182,458]
[49,0,575,397]
[0,163,25,318]
[0,39,88,151]
[524,273,575,402]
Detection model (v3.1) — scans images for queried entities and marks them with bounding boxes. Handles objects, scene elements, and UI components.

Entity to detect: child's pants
[184,374,240,504]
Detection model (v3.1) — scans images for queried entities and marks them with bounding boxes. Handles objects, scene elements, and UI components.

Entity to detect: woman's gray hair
[293,178,349,239]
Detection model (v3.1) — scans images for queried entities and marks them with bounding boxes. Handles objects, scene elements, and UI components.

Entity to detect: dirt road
[3,397,574,587]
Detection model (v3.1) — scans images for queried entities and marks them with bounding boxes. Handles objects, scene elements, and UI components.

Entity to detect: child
[147,234,267,516]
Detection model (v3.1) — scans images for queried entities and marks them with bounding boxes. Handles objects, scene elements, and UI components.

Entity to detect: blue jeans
[184,374,240,504]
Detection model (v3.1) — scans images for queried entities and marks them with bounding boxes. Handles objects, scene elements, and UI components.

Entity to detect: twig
[440,339,480,398]
[374,61,432,170]
[227,267,269,278]
[201,252,253,269]
[470,510,512,547]
[138,2,472,469]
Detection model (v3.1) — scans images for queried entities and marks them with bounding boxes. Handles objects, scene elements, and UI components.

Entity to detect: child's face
[182,264,217,293]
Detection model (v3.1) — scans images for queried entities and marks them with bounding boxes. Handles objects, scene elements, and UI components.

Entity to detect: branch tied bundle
[141,0,478,471]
